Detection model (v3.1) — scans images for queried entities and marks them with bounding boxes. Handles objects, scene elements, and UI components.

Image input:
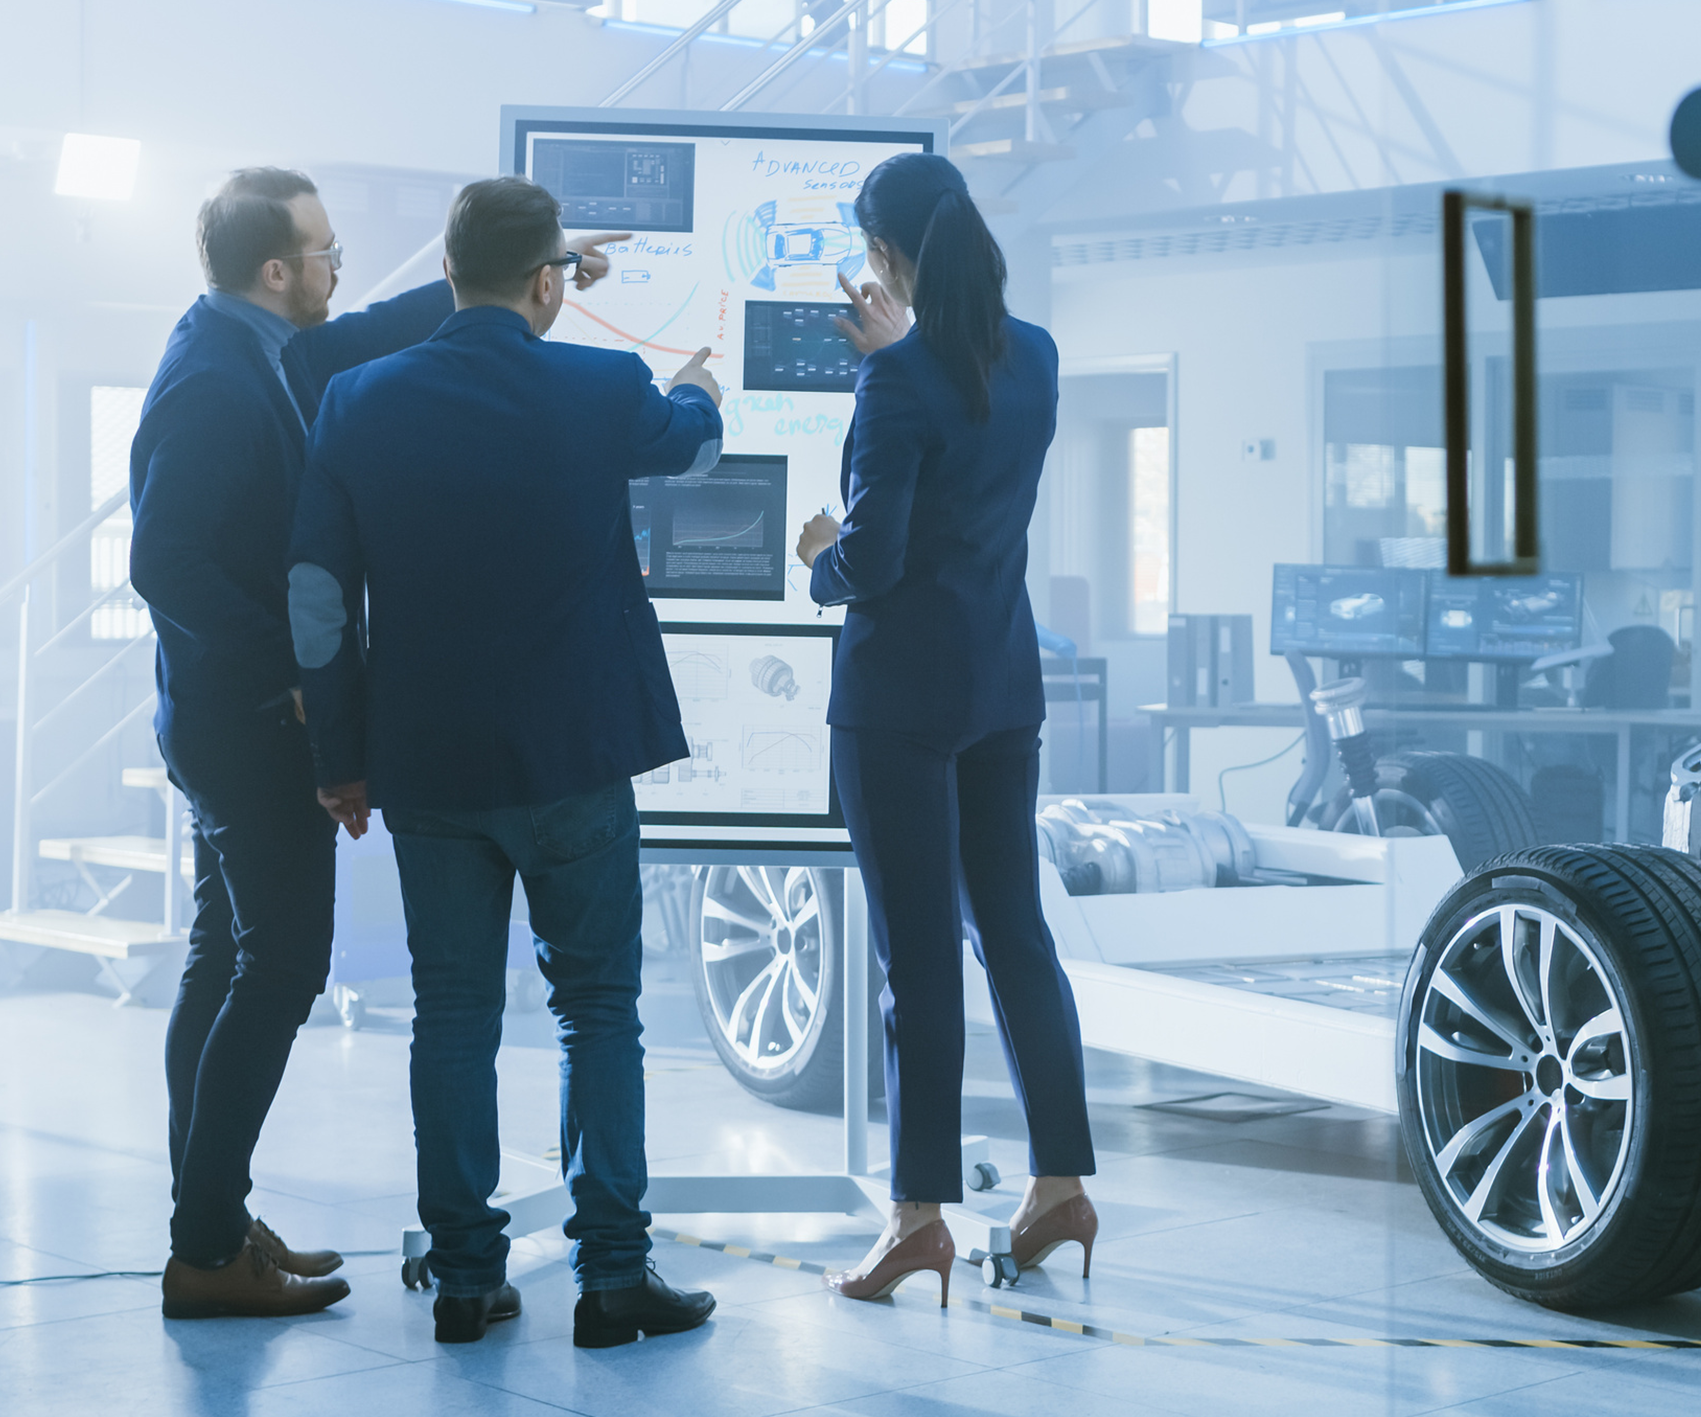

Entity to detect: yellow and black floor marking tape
[650,1227,1701,1351]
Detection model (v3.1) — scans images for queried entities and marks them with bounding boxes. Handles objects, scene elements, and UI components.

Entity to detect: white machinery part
[966,794,1466,1115]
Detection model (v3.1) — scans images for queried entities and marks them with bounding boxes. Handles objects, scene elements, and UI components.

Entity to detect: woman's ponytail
[912,188,1007,423]
[853,153,1009,423]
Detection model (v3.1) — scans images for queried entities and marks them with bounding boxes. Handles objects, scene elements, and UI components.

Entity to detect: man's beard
[285,271,335,328]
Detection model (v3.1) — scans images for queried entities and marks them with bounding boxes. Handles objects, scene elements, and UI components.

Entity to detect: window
[1321,366,1446,567]
[1052,365,1174,642]
[875,0,929,54]
[88,385,149,641]
[1129,425,1171,634]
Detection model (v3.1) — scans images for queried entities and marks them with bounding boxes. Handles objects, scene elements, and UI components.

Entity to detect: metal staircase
[1,496,189,1007]
[597,0,1187,202]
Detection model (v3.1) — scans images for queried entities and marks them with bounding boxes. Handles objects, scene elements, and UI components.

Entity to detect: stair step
[122,767,170,793]
[955,138,1078,162]
[930,85,1135,118]
[38,835,191,875]
[953,33,1184,74]
[0,909,184,959]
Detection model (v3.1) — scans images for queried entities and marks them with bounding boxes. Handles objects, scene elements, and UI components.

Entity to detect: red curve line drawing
[563,302,725,360]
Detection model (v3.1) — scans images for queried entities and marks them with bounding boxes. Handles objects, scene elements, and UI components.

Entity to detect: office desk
[1043,656,1108,793]
[1143,704,1701,843]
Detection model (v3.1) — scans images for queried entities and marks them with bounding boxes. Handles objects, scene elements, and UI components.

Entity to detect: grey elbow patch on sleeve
[683,438,722,476]
[288,562,348,669]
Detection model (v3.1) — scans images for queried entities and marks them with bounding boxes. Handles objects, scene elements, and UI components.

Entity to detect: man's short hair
[197,167,318,292]
[445,177,564,299]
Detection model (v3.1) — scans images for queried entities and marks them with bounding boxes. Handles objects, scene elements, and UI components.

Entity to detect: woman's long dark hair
[854,153,1008,422]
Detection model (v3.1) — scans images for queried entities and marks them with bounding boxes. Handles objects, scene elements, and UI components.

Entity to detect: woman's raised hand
[796,514,842,570]
[834,272,910,354]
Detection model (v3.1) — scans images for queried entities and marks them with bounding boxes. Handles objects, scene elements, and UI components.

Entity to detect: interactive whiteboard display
[502,109,941,847]
[504,107,939,631]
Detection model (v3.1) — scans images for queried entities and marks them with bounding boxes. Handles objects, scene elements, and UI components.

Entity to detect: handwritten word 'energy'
[724,394,846,446]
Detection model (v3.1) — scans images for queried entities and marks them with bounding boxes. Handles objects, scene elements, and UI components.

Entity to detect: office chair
[1582,625,1676,710]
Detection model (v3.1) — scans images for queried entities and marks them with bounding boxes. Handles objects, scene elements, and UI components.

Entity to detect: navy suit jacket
[810,317,1057,741]
[287,306,723,811]
[130,283,455,733]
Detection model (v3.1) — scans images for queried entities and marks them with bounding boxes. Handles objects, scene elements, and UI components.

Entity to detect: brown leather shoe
[248,1217,343,1277]
[162,1240,351,1319]
[823,1219,954,1306]
[1010,1193,1098,1277]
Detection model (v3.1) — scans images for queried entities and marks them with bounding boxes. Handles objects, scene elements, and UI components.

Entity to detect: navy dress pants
[160,704,337,1268]
[831,723,1096,1202]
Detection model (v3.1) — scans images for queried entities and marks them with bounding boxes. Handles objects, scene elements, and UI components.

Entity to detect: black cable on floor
[0,1248,397,1284]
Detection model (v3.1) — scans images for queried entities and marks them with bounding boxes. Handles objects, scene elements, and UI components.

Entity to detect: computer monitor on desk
[1269,564,1428,660]
[1424,572,1584,663]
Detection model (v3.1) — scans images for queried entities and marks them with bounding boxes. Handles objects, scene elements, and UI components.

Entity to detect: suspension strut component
[1310,677,1380,837]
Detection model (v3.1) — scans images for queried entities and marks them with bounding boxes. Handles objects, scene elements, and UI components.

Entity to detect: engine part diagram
[750,655,799,700]
[634,630,834,819]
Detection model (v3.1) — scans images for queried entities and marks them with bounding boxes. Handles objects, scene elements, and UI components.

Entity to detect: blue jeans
[385,781,650,1298]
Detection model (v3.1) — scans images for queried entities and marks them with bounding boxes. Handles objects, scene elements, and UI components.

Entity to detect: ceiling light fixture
[440,0,538,12]
[54,133,141,201]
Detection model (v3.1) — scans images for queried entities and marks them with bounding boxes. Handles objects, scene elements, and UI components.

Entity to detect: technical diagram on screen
[528,138,695,233]
[634,623,843,840]
[1424,571,1584,661]
[1270,564,1428,658]
[504,106,941,650]
[743,302,863,392]
[630,454,788,601]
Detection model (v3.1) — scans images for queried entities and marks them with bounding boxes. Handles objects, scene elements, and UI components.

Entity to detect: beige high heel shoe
[1010,1194,1098,1276]
[823,1219,954,1305]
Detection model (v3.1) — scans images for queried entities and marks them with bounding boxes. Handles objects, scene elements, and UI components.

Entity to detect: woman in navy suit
[797,153,1096,1304]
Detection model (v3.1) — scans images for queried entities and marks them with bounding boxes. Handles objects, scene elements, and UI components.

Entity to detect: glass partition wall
[1054,153,1701,841]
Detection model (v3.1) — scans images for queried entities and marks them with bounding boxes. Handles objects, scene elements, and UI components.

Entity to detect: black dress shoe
[433,1281,522,1344]
[574,1262,715,1348]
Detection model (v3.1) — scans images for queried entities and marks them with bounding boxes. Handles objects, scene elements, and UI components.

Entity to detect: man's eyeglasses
[292,240,343,271]
[537,251,583,275]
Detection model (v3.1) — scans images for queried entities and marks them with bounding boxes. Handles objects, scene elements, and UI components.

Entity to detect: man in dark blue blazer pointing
[288,176,722,1348]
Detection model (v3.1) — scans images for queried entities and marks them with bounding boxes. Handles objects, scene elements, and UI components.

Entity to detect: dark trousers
[832,723,1096,1202]
[160,707,337,1267]
[385,780,650,1298]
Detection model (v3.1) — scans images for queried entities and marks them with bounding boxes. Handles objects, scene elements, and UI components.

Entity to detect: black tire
[1397,845,1701,1309]
[689,866,883,1113]
[1325,751,1540,870]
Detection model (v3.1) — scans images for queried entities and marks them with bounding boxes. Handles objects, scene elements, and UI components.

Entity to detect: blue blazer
[287,306,723,811]
[130,283,455,733]
[810,316,1058,741]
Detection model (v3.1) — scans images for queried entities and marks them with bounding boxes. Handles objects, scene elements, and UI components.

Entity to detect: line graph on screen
[742,728,821,772]
[553,283,724,364]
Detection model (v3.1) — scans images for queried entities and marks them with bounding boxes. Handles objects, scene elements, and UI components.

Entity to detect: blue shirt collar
[203,289,300,366]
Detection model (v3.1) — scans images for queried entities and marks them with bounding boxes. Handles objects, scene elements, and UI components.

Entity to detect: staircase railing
[4,491,178,931]
[593,0,1168,176]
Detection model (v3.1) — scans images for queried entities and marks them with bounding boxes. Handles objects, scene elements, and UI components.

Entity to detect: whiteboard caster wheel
[334,985,365,1031]
[401,1257,432,1290]
[982,1254,1018,1288]
[509,971,546,1013]
[967,1161,1001,1192]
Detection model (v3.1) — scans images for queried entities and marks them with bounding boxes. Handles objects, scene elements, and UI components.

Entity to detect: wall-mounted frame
[1443,189,1539,577]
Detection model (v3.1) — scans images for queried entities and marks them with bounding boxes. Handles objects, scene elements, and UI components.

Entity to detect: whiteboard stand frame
[400,846,1014,1288]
